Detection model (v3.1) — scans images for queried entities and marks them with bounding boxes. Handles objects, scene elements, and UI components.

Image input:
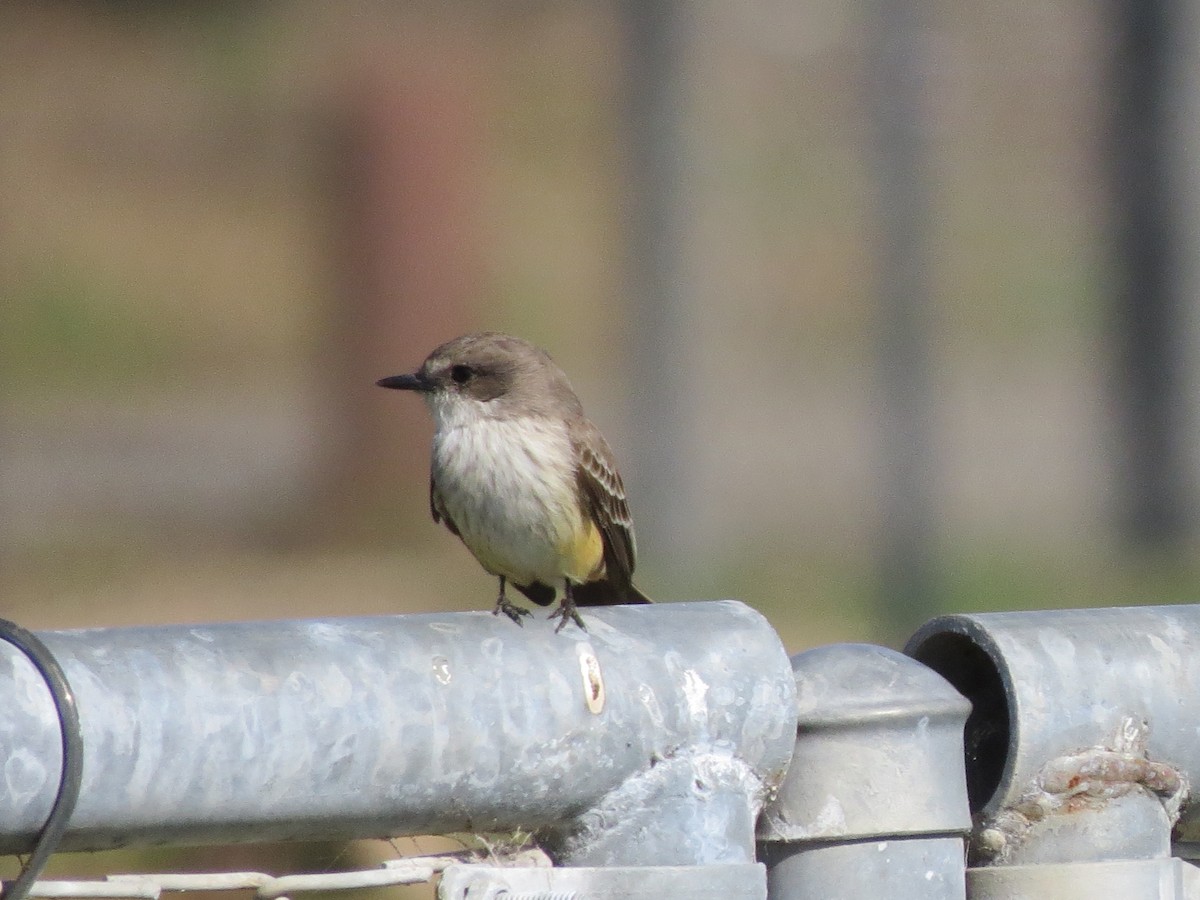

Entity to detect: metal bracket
[437,863,766,900]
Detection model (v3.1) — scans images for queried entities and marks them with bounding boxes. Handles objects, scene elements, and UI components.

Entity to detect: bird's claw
[549,602,587,633]
[493,595,532,625]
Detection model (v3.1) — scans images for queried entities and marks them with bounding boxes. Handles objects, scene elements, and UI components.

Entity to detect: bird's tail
[572,578,652,606]
[623,582,653,604]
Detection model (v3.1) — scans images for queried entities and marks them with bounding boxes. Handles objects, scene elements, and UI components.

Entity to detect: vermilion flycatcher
[378,332,650,631]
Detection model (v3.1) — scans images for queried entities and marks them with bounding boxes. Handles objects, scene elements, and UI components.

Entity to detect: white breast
[430,414,583,586]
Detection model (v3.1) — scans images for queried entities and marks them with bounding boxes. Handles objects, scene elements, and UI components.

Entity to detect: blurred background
[2,0,1199,888]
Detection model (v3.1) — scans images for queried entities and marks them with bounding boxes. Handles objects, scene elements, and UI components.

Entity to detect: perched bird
[377,332,651,631]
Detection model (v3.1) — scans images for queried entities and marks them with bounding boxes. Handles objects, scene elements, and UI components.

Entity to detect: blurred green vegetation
[1,264,186,390]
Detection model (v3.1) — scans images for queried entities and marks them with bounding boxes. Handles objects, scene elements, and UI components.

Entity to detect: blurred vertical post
[316,38,480,538]
[1109,0,1192,546]
[619,0,704,567]
[867,0,938,634]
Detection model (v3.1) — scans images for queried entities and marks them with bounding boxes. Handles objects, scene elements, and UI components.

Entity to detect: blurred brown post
[620,0,706,567]
[314,40,482,540]
[868,0,939,637]
[1108,0,1192,547]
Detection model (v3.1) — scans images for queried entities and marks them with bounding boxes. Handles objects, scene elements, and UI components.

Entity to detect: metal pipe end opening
[905,627,1010,814]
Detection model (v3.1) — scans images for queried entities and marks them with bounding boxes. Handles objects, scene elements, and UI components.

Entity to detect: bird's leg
[549,581,587,633]
[493,576,531,624]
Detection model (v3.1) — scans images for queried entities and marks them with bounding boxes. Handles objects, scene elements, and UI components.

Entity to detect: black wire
[0,620,83,900]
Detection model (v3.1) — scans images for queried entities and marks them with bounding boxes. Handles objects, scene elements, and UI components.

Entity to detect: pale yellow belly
[433,417,606,587]
[456,508,604,587]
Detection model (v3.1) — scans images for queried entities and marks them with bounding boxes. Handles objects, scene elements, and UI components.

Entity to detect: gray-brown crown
[413,332,584,419]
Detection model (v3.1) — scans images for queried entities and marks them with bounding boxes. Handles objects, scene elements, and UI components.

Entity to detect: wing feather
[572,420,637,589]
[430,476,461,538]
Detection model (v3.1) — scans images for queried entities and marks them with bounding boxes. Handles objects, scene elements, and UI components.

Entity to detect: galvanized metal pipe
[0,601,796,862]
[758,644,971,899]
[905,604,1200,864]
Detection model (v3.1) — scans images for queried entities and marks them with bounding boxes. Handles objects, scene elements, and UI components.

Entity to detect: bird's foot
[548,600,587,633]
[493,595,532,625]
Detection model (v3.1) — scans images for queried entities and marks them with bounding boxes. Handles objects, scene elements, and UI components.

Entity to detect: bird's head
[377,332,583,428]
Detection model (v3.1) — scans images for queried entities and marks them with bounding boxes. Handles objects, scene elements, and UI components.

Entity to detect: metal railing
[0,601,1197,899]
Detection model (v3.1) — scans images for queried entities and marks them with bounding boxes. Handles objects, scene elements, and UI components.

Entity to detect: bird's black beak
[376,372,433,392]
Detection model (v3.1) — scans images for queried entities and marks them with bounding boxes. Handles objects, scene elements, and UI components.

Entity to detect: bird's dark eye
[449,364,473,385]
